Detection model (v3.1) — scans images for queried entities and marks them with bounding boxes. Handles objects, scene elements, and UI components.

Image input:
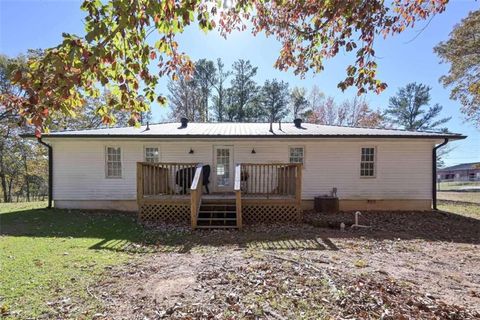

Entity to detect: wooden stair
[196,198,237,229]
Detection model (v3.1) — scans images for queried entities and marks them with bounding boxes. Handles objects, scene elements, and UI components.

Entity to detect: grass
[0,202,149,319]
[437,181,480,191]
[437,201,480,219]
[437,191,480,204]
[0,200,478,318]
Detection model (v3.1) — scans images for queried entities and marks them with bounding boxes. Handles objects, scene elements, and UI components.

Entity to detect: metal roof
[42,122,466,140]
[438,162,480,171]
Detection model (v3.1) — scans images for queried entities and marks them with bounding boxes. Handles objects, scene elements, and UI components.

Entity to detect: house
[437,162,480,182]
[35,118,465,228]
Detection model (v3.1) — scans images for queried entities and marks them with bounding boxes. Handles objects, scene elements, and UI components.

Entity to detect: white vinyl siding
[105,147,122,178]
[49,138,436,201]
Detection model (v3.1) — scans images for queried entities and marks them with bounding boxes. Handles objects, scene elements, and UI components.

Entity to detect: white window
[289,147,304,164]
[360,147,375,177]
[105,147,122,178]
[144,147,159,163]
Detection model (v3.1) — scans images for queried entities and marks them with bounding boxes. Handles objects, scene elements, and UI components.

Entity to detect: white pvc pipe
[351,211,371,229]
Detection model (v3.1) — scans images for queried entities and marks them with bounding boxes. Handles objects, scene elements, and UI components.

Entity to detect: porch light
[251,148,256,154]
[189,148,194,154]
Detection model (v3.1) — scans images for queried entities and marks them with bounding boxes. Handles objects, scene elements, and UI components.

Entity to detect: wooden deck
[137,162,303,228]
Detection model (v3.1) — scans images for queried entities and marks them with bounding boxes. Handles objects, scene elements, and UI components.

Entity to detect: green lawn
[437,191,480,204]
[0,202,149,319]
[438,180,480,191]
[1,201,478,318]
[437,201,480,219]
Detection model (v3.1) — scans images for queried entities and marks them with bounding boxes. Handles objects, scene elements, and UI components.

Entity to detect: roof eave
[28,134,468,140]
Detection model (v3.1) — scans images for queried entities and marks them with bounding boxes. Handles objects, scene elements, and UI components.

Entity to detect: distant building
[438,162,480,182]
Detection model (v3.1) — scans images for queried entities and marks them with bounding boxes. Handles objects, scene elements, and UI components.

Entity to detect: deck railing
[239,163,302,199]
[138,161,302,227]
[190,164,204,228]
[137,162,199,198]
[235,163,303,224]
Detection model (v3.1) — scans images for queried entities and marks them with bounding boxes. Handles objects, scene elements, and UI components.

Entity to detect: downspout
[37,137,53,209]
[432,138,449,210]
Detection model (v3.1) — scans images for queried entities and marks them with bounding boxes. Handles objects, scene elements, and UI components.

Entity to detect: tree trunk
[23,153,30,202]
[7,177,13,203]
[0,173,8,202]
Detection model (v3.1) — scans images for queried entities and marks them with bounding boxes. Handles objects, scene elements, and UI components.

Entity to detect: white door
[213,146,234,192]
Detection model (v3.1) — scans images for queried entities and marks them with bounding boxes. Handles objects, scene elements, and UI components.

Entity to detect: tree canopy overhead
[0,0,448,136]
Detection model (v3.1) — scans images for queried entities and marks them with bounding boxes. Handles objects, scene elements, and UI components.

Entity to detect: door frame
[212,145,234,192]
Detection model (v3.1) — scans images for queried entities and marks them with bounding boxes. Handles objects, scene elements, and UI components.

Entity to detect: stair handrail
[190,163,204,229]
[234,163,243,229]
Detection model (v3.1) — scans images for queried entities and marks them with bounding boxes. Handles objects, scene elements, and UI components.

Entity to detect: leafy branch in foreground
[0,0,448,136]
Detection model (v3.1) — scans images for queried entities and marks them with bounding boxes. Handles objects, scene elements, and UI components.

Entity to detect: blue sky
[0,0,479,166]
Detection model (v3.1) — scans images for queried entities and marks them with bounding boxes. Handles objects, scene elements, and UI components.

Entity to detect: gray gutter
[432,138,449,211]
[37,137,53,209]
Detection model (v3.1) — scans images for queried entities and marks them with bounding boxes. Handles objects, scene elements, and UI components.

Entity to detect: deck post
[190,164,203,229]
[191,190,198,229]
[136,163,144,219]
[295,164,303,222]
[234,164,243,229]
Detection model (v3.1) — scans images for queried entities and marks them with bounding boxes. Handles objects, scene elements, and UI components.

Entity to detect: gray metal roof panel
[41,122,466,139]
[438,162,480,171]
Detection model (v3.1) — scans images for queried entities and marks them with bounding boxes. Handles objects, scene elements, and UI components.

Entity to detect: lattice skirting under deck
[243,204,302,224]
[139,203,190,224]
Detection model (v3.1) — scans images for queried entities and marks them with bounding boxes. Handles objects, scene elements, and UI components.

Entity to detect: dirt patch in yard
[91,210,480,319]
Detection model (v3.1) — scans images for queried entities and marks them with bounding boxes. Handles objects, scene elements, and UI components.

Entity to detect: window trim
[360,146,376,179]
[289,145,305,167]
[143,145,160,163]
[105,146,123,179]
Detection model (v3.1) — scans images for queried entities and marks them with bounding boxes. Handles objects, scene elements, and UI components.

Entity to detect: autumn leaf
[5,0,448,134]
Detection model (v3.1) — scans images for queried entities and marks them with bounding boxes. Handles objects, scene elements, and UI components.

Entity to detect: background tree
[304,85,325,121]
[243,94,265,122]
[339,97,384,128]
[229,60,259,122]
[139,109,153,125]
[385,82,451,131]
[435,9,480,128]
[260,79,290,124]
[224,88,237,122]
[307,95,383,128]
[0,53,47,202]
[308,97,338,125]
[194,59,216,122]
[211,58,231,122]
[167,74,202,121]
[290,87,310,120]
